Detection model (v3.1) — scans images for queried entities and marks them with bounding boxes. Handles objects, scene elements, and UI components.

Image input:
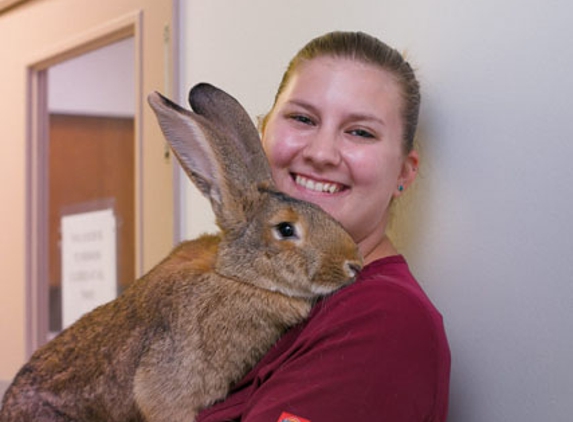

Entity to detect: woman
[197,31,450,422]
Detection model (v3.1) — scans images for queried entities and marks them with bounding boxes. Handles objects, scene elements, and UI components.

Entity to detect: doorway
[46,38,135,337]
[39,37,136,339]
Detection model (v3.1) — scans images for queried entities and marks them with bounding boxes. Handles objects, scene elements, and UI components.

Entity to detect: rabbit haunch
[0,83,362,422]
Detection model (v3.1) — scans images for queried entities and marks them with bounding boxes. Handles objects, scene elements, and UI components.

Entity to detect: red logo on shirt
[277,411,311,422]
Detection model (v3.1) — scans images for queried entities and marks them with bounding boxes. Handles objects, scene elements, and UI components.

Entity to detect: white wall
[179,1,573,421]
[49,37,134,117]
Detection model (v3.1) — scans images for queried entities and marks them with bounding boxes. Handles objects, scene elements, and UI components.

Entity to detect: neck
[360,234,398,265]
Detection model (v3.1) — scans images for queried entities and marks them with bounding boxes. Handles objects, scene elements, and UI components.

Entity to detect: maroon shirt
[196,255,451,422]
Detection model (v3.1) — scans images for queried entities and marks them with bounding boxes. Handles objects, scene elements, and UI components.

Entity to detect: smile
[294,174,345,194]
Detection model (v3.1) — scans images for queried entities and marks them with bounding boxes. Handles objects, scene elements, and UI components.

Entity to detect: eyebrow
[285,99,319,114]
[346,112,386,127]
[285,99,387,127]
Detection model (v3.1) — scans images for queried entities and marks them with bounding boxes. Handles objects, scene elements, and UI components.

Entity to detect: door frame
[25,11,144,354]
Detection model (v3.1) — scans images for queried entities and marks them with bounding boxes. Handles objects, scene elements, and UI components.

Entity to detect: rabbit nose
[344,260,363,279]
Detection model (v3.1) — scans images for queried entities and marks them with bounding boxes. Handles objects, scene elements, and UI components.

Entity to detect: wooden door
[48,114,135,333]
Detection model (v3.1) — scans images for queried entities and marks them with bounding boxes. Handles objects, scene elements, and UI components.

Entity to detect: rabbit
[0,83,362,422]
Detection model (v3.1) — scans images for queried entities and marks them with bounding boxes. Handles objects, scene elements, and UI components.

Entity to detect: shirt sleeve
[240,280,447,422]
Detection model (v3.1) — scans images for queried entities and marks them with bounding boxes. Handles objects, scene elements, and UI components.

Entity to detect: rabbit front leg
[133,369,199,422]
[133,327,236,422]
[133,339,207,422]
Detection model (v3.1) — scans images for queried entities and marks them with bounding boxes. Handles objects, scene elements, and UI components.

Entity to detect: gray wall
[179,1,573,421]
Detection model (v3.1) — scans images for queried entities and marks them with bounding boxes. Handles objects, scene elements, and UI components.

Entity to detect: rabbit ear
[147,86,272,228]
[188,83,272,187]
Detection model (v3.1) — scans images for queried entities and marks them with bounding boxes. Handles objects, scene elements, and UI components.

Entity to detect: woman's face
[262,57,418,256]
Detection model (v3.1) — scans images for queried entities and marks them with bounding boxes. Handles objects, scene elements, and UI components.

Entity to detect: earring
[398,185,404,192]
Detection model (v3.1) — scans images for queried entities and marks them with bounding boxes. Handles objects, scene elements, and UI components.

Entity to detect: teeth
[295,175,342,194]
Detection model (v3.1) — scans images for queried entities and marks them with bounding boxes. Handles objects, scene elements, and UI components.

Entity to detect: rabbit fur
[0,83,362,422]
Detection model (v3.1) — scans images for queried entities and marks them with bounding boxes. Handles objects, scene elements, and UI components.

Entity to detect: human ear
[394,149,419,196]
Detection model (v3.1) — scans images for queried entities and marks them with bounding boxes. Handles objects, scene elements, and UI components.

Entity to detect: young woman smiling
[196,31,451,422]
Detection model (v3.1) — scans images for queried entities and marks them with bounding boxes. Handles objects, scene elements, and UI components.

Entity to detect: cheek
[345,148,380,181]
[346,147,402,193]
[264,140,289,169]
[262,123,300,170]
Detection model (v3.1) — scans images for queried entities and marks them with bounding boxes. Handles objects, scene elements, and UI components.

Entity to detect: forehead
[280,57,403,120]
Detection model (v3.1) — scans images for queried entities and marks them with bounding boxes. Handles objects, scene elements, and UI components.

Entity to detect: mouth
[292,173,347,194]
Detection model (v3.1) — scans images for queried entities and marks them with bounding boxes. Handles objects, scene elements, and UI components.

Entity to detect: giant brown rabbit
[0,83,362,422]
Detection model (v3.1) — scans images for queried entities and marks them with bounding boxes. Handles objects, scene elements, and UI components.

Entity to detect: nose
[344,260,363,279]
[301,128,342,168]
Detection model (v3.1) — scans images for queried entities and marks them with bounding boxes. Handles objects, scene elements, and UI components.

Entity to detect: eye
[273,222,299,240]
[289,114,315,126]
[348,128,375,139]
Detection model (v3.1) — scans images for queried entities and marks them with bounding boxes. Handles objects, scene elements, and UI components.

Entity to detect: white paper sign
[61,208,117,328]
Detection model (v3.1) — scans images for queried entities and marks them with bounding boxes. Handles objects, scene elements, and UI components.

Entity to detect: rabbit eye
[273,222,299,240]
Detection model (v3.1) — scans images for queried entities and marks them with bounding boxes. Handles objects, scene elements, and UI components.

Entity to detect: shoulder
[289,255,451,388]
[302,255,447,350]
